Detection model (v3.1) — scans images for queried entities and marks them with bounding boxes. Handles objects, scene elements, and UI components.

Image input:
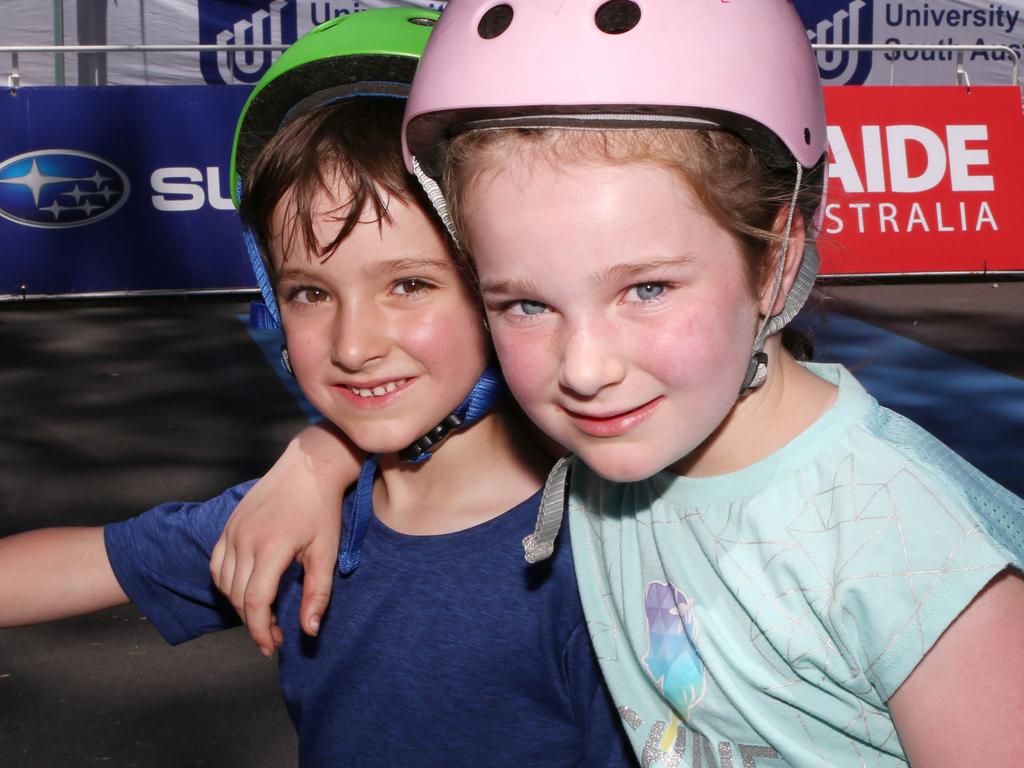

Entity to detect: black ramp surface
[0,297,307,768]
[2,283,1022,766]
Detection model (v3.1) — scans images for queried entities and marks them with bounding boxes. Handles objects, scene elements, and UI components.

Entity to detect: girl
[215,1,1024,765]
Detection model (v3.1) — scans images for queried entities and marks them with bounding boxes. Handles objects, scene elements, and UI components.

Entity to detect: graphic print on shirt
[643,581,706,718]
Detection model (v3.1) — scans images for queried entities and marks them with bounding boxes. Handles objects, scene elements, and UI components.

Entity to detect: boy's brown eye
[394,279,430,295]
[301,287,329,303]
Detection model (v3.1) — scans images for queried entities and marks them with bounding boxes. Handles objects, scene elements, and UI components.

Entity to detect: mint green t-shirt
[568,364,1023,767]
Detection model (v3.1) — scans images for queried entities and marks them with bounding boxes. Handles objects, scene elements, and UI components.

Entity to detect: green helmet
[230,7,438,326]
[231,7,438,207]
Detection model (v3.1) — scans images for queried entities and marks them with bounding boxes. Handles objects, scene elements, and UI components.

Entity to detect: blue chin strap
[238,177,283,331]
[337,364,504,575]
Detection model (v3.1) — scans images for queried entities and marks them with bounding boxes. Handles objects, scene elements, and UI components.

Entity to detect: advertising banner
[819,86,1024,276]
[796,0,1024,86]
[0,85,252,298]
[3,2,1022,87]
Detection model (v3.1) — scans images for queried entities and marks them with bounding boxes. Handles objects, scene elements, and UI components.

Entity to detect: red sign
[819,86,1024,276]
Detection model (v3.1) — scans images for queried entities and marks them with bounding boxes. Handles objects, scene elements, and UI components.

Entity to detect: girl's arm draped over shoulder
[888,568,1024,767]
[0,527,128,626]
[210,421,361,656]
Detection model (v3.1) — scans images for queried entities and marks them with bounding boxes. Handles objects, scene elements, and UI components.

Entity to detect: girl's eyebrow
[479,276,539,299]
[480,255,695,298]
[594,255,696,285]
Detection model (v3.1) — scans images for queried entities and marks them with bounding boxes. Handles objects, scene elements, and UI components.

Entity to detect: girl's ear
[759,206,808,318]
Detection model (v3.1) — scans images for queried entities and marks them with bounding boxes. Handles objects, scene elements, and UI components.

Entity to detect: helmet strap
[337,364,505,574]
[523,455,572,564]
[238,178,283,328]
[412,155,463,249]
[739,161,804,394]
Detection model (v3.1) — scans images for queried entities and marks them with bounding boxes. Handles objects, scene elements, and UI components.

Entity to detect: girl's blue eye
[633,283,665,301]
[516,300,548,316]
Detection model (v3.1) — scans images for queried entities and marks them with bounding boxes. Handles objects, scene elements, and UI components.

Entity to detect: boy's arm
[210,421,361,656]
[888,568,1024,767]
[0,526,129,627]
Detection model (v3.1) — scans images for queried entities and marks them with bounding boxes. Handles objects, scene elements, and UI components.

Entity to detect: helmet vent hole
[478,4,514,39]
[804,128,811,145]
[595,0,641,35]
[408,16,436,27]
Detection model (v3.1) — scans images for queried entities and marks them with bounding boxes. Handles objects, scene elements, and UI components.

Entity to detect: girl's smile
[561,396,665,439]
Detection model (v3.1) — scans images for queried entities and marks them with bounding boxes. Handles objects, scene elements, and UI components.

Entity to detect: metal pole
[53,0,65,85]
[140,0,150,83]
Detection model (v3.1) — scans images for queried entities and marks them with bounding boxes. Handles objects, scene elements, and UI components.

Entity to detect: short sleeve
[103,480,257,645]
[826,446,1012,701]
[563,621,639,767]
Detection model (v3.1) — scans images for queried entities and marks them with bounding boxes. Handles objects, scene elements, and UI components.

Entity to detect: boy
[0,10,635,766]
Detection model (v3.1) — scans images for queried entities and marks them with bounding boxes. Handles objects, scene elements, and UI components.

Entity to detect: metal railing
[812,43,1021,89]
[1,42,1021,92]
[2,43,289,91]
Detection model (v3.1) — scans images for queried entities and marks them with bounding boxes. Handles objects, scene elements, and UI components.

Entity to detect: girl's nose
[557,318,626,397]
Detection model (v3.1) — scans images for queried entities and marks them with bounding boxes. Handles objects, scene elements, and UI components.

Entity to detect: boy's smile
[336,376,413,405]
[271,181,489,456]
[466,154,765,482]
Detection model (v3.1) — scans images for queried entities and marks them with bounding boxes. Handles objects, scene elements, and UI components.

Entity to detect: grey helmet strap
[523,455,572,564]
[412,155,463,249]
[739,161,812,394]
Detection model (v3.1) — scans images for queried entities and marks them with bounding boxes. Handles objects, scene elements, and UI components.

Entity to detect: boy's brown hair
[239,98,443,281]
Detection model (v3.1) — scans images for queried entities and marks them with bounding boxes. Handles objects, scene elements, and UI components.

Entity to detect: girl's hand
[209,422,361,656]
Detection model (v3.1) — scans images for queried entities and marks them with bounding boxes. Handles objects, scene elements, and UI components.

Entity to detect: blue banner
[0,85,254,298]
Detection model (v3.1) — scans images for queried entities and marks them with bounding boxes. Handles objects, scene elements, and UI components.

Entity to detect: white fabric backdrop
[1,1,1022,87]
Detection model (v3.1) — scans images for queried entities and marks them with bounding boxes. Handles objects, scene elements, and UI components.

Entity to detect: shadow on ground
[0,296,306,768]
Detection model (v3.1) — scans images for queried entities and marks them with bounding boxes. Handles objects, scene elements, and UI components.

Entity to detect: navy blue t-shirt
[104,481,636,767]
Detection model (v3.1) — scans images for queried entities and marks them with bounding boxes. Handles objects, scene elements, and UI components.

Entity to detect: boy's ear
[759,207,807,318]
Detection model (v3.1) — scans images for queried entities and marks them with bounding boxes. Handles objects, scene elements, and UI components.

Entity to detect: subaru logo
[0,149,130,229]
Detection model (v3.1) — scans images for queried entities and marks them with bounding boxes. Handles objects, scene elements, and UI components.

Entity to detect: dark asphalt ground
[0,281,1021,767]
[0,296,305,768]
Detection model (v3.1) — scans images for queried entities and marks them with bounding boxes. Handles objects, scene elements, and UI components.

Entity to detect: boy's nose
[557,317,626,398]
[331,302,387,371]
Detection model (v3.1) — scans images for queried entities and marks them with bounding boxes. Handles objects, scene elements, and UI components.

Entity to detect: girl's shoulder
[837,366,1024,568]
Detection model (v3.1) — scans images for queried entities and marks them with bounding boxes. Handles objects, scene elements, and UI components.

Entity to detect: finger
[299,543,337,637]
[210,536,226,590]
[242,548,294,655]
[217,545,238,609]
[271,621,284,648]
[229,551,256,622]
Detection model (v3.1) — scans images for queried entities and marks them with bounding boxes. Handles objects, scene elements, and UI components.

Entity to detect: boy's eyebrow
[274,265,319,284]
[375,257,457,274]
[274,258,457,284]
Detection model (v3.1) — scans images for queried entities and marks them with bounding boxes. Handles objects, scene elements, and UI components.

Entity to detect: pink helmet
[403,0,826,178]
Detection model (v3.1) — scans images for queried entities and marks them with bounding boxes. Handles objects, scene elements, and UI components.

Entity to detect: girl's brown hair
[441,126,825,357]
